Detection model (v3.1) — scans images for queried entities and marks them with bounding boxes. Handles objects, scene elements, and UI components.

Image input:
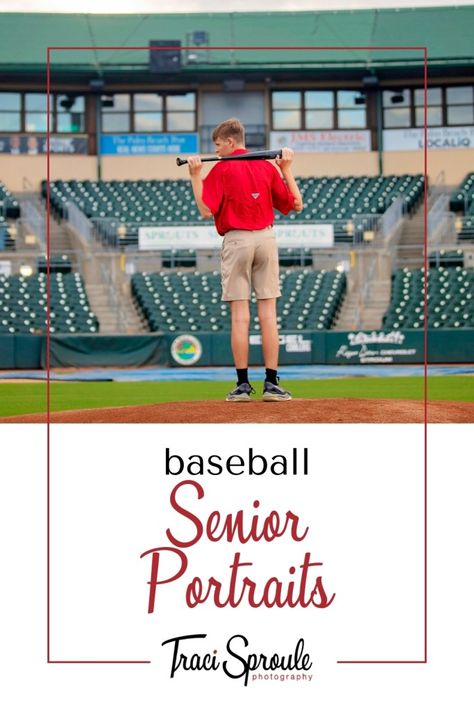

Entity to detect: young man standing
[187,118,303,402]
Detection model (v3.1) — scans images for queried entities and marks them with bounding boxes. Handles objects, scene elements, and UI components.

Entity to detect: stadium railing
[449,172,474,242]
[427,194,457,247]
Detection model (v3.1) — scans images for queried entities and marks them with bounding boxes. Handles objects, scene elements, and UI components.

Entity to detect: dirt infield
[1,398,473,423]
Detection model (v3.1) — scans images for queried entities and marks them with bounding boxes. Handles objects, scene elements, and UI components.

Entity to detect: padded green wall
[1,330,473,369]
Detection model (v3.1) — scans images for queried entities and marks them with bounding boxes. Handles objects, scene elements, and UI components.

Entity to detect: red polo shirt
[202,148,296,236]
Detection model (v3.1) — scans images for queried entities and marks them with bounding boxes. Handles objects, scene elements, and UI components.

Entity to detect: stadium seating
[0,218,7,250]
[279,247,313,267]
[44,174,424,249]
[428,249,464,268]
[382,267,474,329]
[0,181,19,251]
[36,254,73,274]
[449,172,474,241]
[449,172,474,211]
[0,272,99,334]
[131,269,346,333]
[0,181,20,219]
[276,173,423,220]
[161,249,197,268]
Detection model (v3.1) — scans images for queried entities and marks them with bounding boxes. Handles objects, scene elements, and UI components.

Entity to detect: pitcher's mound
[1,398,473,423]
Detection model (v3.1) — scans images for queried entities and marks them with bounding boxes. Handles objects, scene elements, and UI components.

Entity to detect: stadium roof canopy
[0,7,472,82]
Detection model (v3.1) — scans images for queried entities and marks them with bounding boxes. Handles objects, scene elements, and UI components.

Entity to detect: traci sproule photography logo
[161,633,313,686]
[141,447,333,687]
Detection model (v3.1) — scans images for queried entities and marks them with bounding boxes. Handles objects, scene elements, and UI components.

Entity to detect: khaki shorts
[221,227,281,301]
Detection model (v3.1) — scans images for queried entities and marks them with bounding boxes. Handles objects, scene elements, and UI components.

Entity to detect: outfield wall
[0,330,473,369]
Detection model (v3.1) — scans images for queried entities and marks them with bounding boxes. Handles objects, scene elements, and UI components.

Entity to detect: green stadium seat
[0,272,99,334]
[132,268,346,334]
[45,174,424,250]
[383,266,474,329]
[449,172,474,242]
[0,181,20,220]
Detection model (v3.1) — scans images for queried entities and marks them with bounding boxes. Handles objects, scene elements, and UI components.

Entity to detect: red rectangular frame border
[46,44,429,665]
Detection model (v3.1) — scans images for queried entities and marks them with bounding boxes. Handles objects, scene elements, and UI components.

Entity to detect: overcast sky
[0,0,472,13]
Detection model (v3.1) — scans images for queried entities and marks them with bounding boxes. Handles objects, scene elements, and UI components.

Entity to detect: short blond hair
[212,118,245,144]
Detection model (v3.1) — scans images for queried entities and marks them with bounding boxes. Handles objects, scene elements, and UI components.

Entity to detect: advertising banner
[167,332,314,367]
[324,329,474,364]
[326,330,422,364]
[383,126,474,151]
[139,224,333,250]
[275,223,334,248]
[0,135,87,155]
[139,225,221,250]
[270,130,371,153]
[0,135,88,154]
[100,133,199,156]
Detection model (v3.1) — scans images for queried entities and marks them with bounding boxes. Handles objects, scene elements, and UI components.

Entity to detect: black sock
[236,368,249,386]
[265,368,278,385]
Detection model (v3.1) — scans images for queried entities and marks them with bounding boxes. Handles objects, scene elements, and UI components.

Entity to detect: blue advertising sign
[100,133,199,156]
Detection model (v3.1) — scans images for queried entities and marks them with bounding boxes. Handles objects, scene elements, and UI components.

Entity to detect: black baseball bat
[176,149,283,167]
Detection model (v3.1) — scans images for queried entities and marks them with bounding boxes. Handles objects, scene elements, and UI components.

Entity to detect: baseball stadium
[0,5,473,422]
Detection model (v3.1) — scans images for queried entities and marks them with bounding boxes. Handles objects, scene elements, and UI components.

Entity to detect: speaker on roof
[149,40,182,73]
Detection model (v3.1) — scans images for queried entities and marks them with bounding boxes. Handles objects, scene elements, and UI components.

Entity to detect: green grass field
[0,376,472,417]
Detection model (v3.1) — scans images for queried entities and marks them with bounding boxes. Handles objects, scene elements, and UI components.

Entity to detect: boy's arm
[275,147,303,212]
[187,156,213,218]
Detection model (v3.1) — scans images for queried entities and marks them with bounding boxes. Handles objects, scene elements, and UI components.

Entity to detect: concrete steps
[86,282,148,335]
[116,284,148,334]
[359,279,392,330]
[86,284,120,334]
[396,188,454,268]
[396,207,425,268]
[333,292,359,331]
[49,221,78,255]
[334,279,392,331]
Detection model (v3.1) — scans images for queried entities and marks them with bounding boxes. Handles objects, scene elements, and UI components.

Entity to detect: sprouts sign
[139,224,334,250]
